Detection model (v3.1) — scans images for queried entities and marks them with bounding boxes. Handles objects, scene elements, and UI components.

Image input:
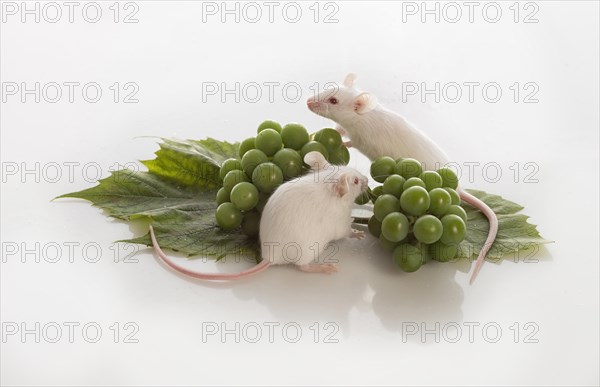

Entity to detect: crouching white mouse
[149,151,368,280]
[307,73,498,284]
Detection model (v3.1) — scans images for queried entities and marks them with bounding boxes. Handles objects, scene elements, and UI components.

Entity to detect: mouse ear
[334,173,350,197]
[343,73,357,88]
[304,151,328,171]
[353,92,377,115]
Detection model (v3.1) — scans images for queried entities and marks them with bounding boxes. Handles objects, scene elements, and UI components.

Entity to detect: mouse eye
[353,177,359,184]
[328,97,338,105]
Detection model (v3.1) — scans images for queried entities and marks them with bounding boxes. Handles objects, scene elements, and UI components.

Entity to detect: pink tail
[459,191,499,284]
[149,225,270,280]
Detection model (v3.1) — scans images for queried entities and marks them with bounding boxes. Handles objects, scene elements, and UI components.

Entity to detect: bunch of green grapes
[215,120,350,236]
[366,156,467,272]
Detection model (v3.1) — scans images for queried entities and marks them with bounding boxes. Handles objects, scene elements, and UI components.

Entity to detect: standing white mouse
[150,151,368,280]
[307,74,498,284]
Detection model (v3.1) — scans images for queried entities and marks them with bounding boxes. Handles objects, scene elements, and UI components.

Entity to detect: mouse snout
[360,178,368,191]
[306,98,321,112]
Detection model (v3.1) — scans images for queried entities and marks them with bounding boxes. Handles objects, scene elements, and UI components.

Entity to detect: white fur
[347,106,451,169]
[307,75,499,284]
[259,153,367,267]
[307,86,450,169]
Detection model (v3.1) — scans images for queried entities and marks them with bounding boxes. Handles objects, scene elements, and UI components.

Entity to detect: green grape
[420,171,443,191]
[393,244,423,272]
[241,149,268,178]
[238,137,256,158]
[255,192,269,213]
[373,194,400,222]
[215,202,242,230]
[223,170,250,193]
[382,175,406,198]
[314,128,342,151]
[280,123,309,150]
[370,185,383,200]
[445,205,467,223]
[219,158,243,180]
[403,177,426,190]
[230,182,259,211]
[300,141,329,161]
[255,128,283,157]
[437,167,459,189]
[355,191,370,205]
[379,233,398,252]
[381,212,410,242]
[328,145,350,166]
[413,215,443,244]
[444,187,460,205]
[400,186,430,216]
[429,242,458,262]
[216,187,229,205]
[273,148,303,179]
[421,244,433,263]
[241,210,261,237]
[395,158,423,179]
[428,188,452,217]
[440,214,467,244]
[252,162,283,194]
[368,216,382,237]
[370,156,396,183]
[257,120,282,133]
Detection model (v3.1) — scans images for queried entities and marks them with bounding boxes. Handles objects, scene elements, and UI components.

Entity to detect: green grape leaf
[141,137,238,190]
[122,205,260,261]
[57,136,550,266]
[56,138,260,261]
[56,169,211,220]
[457,189,552,260]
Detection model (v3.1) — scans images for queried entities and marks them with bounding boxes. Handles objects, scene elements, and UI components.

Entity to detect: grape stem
[352,217,369,225]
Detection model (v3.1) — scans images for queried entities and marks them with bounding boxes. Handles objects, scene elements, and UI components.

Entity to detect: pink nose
[307,100,317,110]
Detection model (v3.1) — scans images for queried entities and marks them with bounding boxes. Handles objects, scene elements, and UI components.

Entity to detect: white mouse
[149,151,368,280]
[307,73,498,284]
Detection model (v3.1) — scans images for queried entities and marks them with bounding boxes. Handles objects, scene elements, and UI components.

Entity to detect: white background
[1,1,599,385]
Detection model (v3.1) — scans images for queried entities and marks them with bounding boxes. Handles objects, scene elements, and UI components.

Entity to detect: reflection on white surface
[177,237,467,333]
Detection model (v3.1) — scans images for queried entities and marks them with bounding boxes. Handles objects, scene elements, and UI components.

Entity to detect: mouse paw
[343,140,352,148]
[350,230,366,240]
[335,125,347,136]
[299,263,338,274]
